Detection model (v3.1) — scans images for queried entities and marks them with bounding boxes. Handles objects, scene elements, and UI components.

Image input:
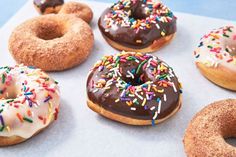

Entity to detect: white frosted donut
[194,26,236,90]
[0,65,60,146]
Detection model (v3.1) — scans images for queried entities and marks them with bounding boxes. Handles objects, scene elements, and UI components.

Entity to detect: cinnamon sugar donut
[59,2,93,23]
[184,99,236,157]
[9,14,94,71]
[0,65,60,146]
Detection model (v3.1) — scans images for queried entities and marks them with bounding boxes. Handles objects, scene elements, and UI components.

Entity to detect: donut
[59,2,93,23]
[98,0,177,53]
[87,51,182,125]
[183,99,236,157]
[194,26,236,91]
[9,14,94,71]
[0,65,60,146]
[33,0,64,14]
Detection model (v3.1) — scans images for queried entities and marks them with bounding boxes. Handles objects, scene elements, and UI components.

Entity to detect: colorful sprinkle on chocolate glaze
[87,52,182,123]
[98,0,177,49]
[104,0,175,31]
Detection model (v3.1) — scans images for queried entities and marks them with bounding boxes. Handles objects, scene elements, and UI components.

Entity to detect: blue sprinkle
[152,119,155,126]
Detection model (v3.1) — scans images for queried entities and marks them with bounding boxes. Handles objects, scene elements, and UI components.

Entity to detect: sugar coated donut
[0,65,60,146]
[194,26,236,91]
[33,0,64,14]
[87,51,182,125]
[98,0,177,53]
[59,2,93,23]
[9,14,94,71]
[184,99,236,157]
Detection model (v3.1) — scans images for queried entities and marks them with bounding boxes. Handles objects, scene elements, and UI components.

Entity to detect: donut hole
[0,87,18,100]
[221,118,236,147]
[36,21,66,40]
[225,137,236,147]
[119,63,146,86]
[123,76,145,86]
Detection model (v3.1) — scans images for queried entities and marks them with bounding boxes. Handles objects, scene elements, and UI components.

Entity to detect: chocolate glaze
[87,53,181,120]
[34,0,64,13]
[98,1,177,49]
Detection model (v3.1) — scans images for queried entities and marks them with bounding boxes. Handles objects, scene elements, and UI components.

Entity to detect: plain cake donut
[9,14,94,71]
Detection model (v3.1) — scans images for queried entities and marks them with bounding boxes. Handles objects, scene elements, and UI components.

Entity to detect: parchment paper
[0,1,235,156]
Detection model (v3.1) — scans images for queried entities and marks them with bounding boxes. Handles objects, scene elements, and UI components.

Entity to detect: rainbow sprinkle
[194,26,236,67]
[0,65,59,133]
[89,52,182,122]
[104,0,175,34]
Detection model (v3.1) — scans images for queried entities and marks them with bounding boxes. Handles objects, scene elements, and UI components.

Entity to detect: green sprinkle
[6,99,14,103]
[1,74,5,84]
[23,117,33,123]
[136,60,147,74]
[223,34,229,38]
[207,45,213,49]
[54,81,59,84]
[0,109,3,113]
[0,126,4,132]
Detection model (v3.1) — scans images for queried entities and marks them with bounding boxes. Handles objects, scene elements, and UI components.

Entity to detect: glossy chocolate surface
[87,53,181,121]
[34,0,64,13]
[98,0,177,49]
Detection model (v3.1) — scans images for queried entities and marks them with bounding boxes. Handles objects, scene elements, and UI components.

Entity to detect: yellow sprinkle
[161,31,166,36]
[136,40,142,43]
[157,89,164,93]
[142,98,147,106]
[115,99,120,103]
[48,102,53,113]
[6,126,11,132]
[148,84,151,91]
[48,112,53,121]
[152,86,158,92]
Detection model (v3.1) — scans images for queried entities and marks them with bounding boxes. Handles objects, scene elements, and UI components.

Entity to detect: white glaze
[194,26,236,72]
[0,65,60,139]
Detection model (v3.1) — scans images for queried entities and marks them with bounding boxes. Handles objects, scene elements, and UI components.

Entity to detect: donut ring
[9,14,94,71]
[184,99,236,157]
[194,26,236,91]
[87,52,182,125]
[0,65,60,146]
[33,0,64,14]
[59,2,93,23]
[98,0,177,53]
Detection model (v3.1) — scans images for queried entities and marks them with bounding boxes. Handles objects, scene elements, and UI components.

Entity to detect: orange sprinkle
[16,113,23,123]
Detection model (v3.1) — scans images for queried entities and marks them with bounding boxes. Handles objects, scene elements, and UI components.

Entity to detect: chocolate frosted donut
[98,0,177,53]
[87,52,182,125]
[34,0,64,14]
